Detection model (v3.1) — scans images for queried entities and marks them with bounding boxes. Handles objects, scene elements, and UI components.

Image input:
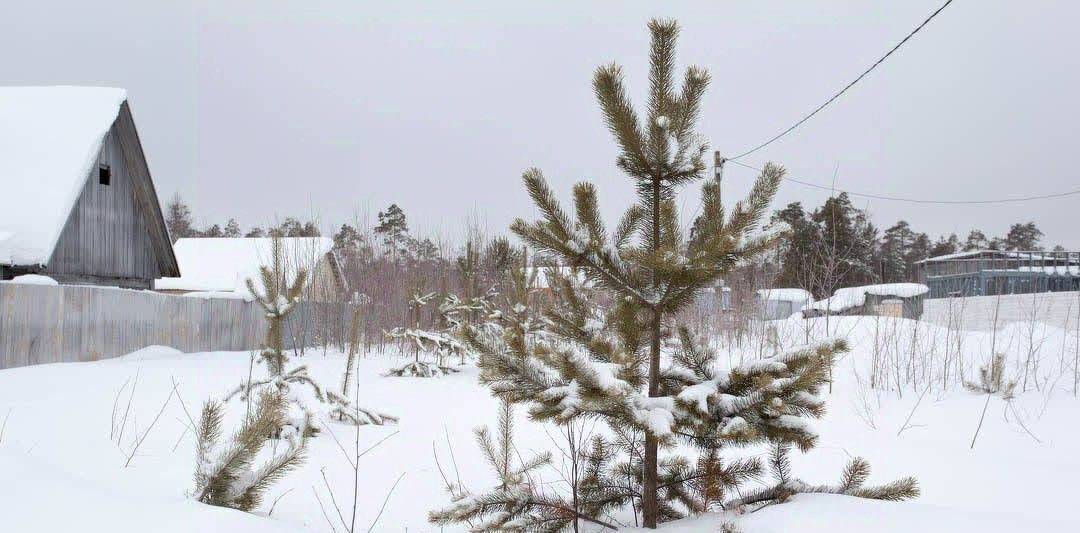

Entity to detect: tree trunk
[642,179,662,528]
[642,432,658,527]
[642,306,662,527]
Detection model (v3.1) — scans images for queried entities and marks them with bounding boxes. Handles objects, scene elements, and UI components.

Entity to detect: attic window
[98,164,111,186]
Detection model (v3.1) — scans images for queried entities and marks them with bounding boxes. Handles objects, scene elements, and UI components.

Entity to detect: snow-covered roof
[806,283,929,313]
[0,86,128,266]
[155,237,335,293]
[918,249,1078,264]
[915,250,984,263]
[755,288,813,302]
[0,274,59,286]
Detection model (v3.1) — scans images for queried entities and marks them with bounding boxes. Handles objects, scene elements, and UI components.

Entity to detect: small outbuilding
[802,283,928,320]
[0,87,179,288]
[155,237,346,301]
[754,288,813,320]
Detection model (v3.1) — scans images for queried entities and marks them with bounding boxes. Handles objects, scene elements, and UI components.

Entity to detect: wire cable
[729,0,955,161]
[728,159,1080,205]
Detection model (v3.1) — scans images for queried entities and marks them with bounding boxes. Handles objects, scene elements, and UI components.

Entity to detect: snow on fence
[922,290,1080,332]
[0,283,351,370]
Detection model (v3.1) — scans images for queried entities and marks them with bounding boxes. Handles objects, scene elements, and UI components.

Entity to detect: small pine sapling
[384,286,492,377]
[193,389,309,511]
[965,353,1016,399]
[966,353,1016,449]
[384,287,459,377]
[458,240,481,328]
[231,236,396,430]
[248,236,307,377]
[394,242,509,378]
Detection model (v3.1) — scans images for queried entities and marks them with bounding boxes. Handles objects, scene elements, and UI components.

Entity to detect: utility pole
[713,151,725,185]
[713,150,728,327]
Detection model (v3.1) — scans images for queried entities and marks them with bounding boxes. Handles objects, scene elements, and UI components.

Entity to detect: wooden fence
[0,283,351,370]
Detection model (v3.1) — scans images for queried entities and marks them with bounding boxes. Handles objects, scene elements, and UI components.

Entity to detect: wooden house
[0,87,178,288]
[155,237,346,302]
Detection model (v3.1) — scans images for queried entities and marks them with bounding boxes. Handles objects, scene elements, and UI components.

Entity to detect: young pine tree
[383,286,459,377]
[476,20,855,528]
[194,388,309,511]
[248,237,308,377]
[231,236,395,428]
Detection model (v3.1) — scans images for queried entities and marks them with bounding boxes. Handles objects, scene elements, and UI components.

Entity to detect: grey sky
[5,1,1078,248]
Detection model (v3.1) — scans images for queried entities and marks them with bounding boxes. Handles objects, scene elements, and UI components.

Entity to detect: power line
[729,0,955,161]
[728,159,1080,205]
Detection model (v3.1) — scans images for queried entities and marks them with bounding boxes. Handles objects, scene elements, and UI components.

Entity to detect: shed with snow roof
[154,237,346,301]
[0,87,179,288]
[754,288,813,320]
[802,283,928,320]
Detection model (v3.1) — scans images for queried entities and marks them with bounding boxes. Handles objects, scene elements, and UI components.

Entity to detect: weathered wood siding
[47,130,160,285]
[0,283,351,370]
[44,103,179,288]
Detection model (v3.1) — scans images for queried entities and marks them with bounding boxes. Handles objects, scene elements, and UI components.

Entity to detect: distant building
[915,250,1080,298]
[696,284,733,316]
[0,87,179,288]
[802,283,928,320]
[754,288,812,320]
[155,237,345,301]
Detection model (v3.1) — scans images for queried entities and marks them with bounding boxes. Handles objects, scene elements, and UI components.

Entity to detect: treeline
[769,192,1057,296]
[164,192,1062,315]
[165,195,319,241]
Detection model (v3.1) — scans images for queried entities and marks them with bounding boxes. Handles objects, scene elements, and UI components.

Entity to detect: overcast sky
[4,1,1078,248]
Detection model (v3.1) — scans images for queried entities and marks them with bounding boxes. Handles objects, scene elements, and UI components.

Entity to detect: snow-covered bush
[384,289,490,377]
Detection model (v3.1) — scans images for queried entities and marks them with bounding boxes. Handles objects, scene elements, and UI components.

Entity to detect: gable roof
[155,237,337,293]
[0,86,129,266]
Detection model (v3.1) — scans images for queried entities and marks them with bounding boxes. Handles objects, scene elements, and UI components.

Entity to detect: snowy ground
[1,316,1079,532]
